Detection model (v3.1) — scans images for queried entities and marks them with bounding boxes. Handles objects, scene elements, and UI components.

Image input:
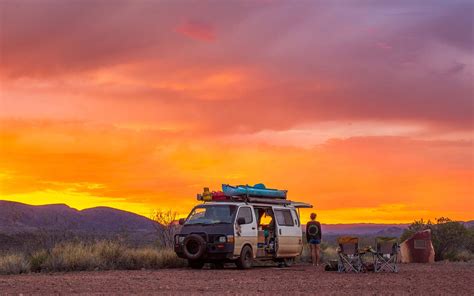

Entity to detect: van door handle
[279,229,282,235]
[252,227,256,230]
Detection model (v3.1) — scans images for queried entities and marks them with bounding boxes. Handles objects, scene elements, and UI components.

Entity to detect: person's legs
[310,244,316,266]
[315,244,321,266]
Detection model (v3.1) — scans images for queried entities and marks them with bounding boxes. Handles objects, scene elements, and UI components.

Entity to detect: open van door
[273,206,302,258]
[233,206,258,257]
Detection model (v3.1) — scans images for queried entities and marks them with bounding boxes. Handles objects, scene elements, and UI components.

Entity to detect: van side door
[233,206,258,257]
[274,207,302,257]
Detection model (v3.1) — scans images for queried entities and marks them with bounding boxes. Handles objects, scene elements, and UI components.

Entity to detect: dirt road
[1,263,473,295]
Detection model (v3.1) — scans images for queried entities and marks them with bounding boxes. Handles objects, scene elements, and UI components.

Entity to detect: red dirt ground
[0,263,473,295]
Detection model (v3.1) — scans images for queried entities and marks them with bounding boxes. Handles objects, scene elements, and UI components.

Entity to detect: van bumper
[175,242,234,260]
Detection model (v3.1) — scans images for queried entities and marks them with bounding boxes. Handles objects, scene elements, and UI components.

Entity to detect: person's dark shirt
[306,221,322,241]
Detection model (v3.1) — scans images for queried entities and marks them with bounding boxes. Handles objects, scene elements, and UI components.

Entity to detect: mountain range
[0,200,157,234]
[1,200,472,237]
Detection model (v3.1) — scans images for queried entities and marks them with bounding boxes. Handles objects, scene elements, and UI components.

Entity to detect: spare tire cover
[183,234,206,260]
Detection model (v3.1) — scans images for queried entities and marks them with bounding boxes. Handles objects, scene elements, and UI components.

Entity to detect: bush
[43,242,99,271]
[41,241,186,272]
[0,254,30,275]
[401,217,474,262]
[445,250,474,262]
[95,241,127,269]
[0,241,187,274]
[29,250,49,272]
[432,218,469,261]
[121,247,186,269]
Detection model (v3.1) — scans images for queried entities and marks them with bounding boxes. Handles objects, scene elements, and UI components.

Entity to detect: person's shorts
[309,239,321,245]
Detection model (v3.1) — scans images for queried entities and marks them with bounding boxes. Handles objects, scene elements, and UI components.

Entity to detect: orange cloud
[1,120,472,223]
[0,1,472,224]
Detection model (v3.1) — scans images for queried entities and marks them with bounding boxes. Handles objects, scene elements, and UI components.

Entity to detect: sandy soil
[0,263,473,295]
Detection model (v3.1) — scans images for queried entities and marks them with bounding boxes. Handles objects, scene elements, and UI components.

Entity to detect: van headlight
[218,236,227,243]
[178,236,185,243]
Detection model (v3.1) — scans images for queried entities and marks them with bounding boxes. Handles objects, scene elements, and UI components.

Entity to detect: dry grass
[0,241,186,275]
[298,243,338,263]
[0,254,30,275]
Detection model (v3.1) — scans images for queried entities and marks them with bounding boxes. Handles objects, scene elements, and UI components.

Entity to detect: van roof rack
[200,194,312,208]
[197,185,313,208]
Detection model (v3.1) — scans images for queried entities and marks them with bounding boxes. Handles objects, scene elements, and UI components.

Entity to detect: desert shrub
[432,218,469,261]
[39,241,185,271]
[95,241,127,269]
[120,247,186,269]
[400,219,432,242]
[0,254,30,275]
[401,217,474,261]
[462,226,474,254]
[29,250,49,272]
[151,209,181,249]
[0,240,186,274]
[152,248,187,268]
[42,242,100,271]
[445,250,474,262]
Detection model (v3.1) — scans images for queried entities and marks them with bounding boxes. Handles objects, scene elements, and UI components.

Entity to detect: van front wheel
[236,245,253,269]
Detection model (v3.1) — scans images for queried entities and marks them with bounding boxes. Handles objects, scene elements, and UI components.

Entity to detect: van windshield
[186,205,238,225]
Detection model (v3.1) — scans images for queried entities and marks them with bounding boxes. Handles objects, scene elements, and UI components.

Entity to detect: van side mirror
[179,218,186,225]
[237,217,246,225]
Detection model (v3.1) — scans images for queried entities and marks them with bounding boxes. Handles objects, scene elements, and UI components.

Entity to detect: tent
[399,229,435,263]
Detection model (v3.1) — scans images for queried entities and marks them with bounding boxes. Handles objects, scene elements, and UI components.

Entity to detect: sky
[0,0,473,223]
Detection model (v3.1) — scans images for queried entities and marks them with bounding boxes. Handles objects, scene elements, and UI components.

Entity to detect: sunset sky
[0,0,472,223]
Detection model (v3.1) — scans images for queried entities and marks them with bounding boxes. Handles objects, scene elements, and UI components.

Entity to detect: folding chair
[373,237,399,273]
[337,236,362,273]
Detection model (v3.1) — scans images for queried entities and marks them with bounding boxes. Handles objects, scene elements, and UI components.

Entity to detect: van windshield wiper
[186,221,231,225]
[186,222,205,225]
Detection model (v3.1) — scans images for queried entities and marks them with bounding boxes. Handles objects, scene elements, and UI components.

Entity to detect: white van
[174,200,312,269]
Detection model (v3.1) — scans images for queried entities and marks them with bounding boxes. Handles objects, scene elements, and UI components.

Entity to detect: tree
[400,217,471,261]
[151,209,180,249]
[431,217,468,261]
[399,218,432,242]
[467,226,474,253]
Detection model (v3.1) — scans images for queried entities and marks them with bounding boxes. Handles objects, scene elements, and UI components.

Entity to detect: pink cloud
[375,41,393,50]
[175,20,216,42]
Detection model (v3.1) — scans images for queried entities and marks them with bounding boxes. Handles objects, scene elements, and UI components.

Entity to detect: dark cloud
[0,0,472,132]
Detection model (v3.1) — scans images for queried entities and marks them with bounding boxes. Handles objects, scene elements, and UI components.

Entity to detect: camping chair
[373,237,399,273]
[337,237,362,273]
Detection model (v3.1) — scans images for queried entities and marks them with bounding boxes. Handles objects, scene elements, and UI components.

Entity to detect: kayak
[222,183,287,199]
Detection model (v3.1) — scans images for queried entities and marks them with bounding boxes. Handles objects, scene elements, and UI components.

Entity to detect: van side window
[291,209,300,227]
[274,209,294,226]
[237,207,253,224]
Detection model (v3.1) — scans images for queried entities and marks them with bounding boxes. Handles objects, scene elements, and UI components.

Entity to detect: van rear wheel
[236,245,253,269]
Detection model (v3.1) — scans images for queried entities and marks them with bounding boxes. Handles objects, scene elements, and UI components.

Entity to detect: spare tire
[183,234,206,260]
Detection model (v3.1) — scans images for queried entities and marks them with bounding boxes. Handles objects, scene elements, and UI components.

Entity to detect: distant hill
[463,220,474,228]
[1,200,471,239]
[0,200,157,235]
[320,223,409,236]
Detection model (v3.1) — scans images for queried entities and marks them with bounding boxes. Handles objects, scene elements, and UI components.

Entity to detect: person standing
[306,213,322,266]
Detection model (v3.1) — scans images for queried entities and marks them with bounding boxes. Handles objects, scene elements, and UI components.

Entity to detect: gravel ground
[0,262,473,295]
